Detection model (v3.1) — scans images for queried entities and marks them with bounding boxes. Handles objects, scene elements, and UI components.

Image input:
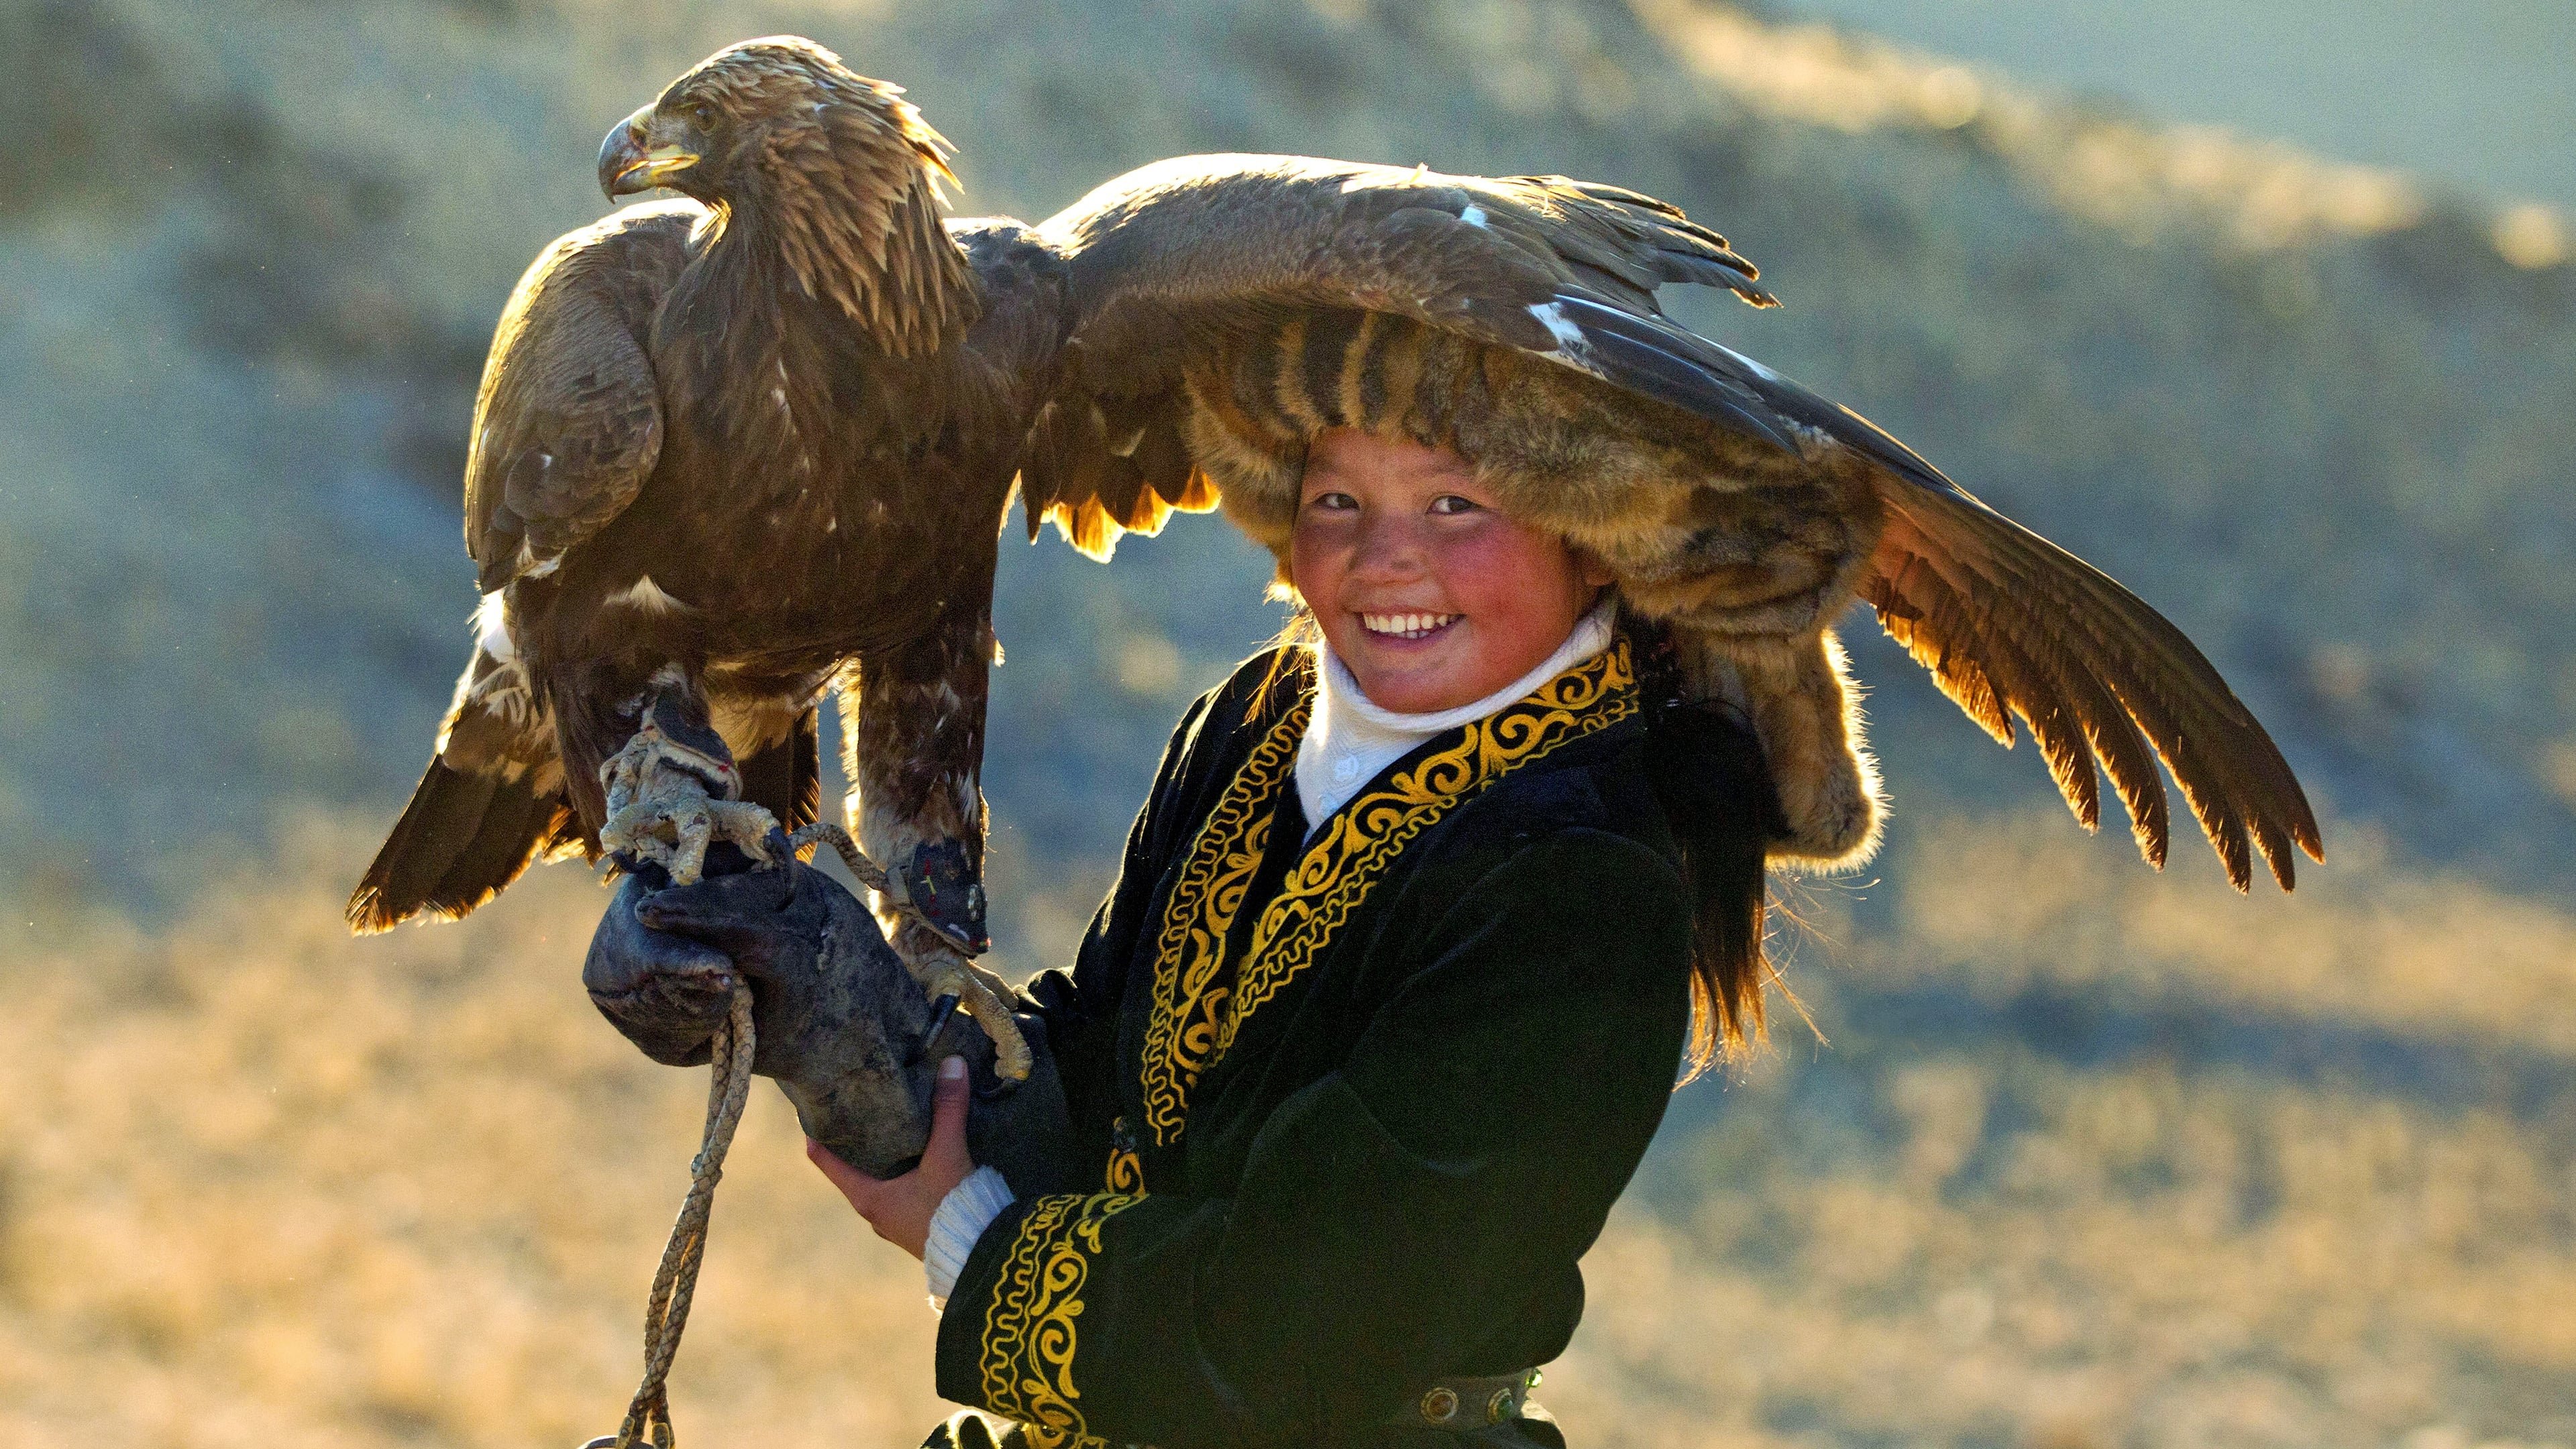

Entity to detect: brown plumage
[354,37,2316,1023]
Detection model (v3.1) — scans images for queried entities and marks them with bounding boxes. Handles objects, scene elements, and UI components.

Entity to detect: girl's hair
[1248,592,1322,720]
[1260,594,1782,1078]
[1629,615,1788,1080]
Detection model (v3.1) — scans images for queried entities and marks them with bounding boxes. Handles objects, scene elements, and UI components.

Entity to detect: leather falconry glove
[584,855,1084,1192]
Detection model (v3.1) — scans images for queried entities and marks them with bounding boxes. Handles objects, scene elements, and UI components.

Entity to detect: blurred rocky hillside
[1,1,2572,1444]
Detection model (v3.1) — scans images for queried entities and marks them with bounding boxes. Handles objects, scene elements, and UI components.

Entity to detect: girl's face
[1291,428,1609,714]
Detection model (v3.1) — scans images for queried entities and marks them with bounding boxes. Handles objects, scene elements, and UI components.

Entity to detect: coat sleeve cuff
[925,1165,1018,1308]
[934,1191,1148,1423]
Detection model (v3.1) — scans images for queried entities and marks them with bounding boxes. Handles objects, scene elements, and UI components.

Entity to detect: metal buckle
[1419,1387,1461,1425]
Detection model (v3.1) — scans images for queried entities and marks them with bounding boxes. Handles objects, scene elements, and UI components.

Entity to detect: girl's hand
[806,1055,975,1260]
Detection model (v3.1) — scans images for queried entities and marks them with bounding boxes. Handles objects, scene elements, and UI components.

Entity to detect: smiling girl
[596,425,1784,1448]
[1291,425,1615,714]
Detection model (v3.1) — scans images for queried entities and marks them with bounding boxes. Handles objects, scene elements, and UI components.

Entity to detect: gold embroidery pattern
[1216,642,1637,1059]
[1140,641,1637,1144]
[977,1191,1142,1446]
[1138,703,1308,1145]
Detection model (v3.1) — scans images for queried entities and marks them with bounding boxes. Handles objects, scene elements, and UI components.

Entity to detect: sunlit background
[1,1,2571,1445]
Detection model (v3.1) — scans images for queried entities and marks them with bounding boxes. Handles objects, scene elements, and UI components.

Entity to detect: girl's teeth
[1361,612,1458,639]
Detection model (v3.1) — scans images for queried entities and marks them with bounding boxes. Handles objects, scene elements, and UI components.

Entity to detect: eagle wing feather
[464,202,694,591]
[1859,485,2324,890]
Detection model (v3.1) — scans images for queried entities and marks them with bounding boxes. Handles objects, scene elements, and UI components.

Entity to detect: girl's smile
[1291,428,1609,713]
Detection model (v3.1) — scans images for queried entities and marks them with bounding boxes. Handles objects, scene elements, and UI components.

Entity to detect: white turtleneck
[1294,601,1615,834]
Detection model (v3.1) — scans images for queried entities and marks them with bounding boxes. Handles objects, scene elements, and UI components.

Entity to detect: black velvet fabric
[930,650,1749,1449]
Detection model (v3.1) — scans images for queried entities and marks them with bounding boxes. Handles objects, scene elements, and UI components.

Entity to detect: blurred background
[1,0,2571,1444]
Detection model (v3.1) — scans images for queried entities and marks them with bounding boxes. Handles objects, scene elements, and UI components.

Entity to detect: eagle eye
[679,97,719,131]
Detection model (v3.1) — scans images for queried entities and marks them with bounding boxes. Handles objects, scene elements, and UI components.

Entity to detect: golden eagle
[347,38,1036,1059]
[350,36,2320,1073]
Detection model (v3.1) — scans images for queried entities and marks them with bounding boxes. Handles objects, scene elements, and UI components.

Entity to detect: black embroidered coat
[934,641,1701,1449]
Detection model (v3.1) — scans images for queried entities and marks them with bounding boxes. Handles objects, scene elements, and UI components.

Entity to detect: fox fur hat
[1177,313,1886,871]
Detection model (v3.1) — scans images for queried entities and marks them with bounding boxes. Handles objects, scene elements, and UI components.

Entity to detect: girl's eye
[1305,491,1358,511]
[1428,494,1481,515]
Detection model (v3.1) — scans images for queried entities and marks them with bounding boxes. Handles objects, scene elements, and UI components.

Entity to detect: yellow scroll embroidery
[978,1191,1143,1446]
[1138,701,1308,1146]
[1138,642,1637,1146]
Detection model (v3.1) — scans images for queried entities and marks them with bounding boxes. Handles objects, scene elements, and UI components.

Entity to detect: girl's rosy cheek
[1440,526,1556,613]
[1287,527,1343,604]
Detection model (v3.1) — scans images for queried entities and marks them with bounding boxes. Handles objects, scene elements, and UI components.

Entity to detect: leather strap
[1387,1370,1540,1431]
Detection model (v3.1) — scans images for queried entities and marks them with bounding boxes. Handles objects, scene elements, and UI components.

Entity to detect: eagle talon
[782,824,1020,1074]
[900,932,1030,1081]
[600,729,782,888]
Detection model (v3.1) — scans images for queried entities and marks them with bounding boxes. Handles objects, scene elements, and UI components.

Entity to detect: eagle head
[598,36,975,355]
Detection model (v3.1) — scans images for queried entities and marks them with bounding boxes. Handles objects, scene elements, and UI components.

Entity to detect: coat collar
[1136,637,1640,1148]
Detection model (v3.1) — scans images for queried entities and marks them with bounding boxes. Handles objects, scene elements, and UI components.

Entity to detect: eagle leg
[598,688,785,887]
[839,610,1032,1081]
[884,837,1030,1078]
[788,823,1032,1083]
[900,938,1030,1083]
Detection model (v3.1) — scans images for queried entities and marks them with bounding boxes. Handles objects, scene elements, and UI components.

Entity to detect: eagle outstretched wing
[1015,154,1783,557]
[1013,152,2322,891]
[465,202,694,591]
[1860,486,2322,890]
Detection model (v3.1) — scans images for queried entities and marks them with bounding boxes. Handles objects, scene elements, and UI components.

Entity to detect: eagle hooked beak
[598,103,699,199]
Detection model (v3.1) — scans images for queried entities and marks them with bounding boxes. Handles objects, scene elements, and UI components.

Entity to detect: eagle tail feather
[345,760,559,932]
[421,775,557,915]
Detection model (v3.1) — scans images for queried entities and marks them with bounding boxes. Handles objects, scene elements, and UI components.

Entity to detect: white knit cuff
[924,1165,1016,1309]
